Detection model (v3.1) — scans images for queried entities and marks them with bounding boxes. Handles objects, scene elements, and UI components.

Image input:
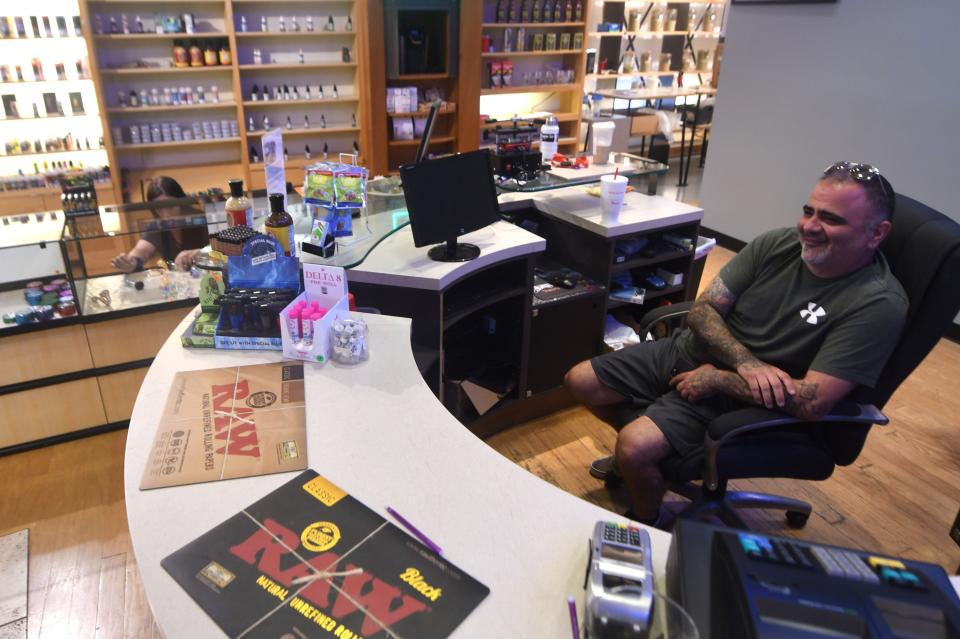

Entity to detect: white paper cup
[600,174,628,222]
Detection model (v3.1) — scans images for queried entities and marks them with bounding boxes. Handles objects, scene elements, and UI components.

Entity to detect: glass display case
[0,209,78,331]
[61,197,213,316]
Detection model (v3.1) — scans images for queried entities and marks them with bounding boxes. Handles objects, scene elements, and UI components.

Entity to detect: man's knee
[565,360,623,406]
[615,418,673,470]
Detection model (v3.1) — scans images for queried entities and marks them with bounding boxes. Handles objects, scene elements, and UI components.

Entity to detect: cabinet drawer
[84,308,189,367]
[97,367,149,423]
[0,324,93,387]
[0,377,107,449]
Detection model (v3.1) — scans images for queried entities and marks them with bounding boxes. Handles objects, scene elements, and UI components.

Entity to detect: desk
[124,310,674,638]
[593,86,717,187]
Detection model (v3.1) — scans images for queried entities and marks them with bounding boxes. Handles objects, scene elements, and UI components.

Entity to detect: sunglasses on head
[823,161,892,200]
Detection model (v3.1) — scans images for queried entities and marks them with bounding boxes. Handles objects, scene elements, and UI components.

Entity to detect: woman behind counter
[111,176,207,273]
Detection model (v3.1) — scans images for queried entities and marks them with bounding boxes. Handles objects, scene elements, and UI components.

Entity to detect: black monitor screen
[399,150,501,249]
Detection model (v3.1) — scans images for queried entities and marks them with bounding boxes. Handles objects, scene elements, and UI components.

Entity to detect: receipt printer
[667,518,960,638]
[585,520,655,638]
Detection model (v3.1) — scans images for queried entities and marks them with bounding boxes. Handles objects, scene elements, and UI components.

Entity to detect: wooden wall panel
[97,367,149,423]
[457,1,483,153]
[0,378,106,449]
[0,325,93,387]
[84,308,188,368]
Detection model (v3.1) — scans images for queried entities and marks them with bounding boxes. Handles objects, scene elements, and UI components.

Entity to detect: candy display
[330,317,368,364]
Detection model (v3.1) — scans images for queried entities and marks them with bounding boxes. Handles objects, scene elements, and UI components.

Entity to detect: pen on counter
[567,595,580,639]
[386,506,443,556]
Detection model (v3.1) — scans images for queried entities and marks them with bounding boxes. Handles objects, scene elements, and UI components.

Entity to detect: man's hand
[111,253,137,273]
[735,359,796,408]
[670,364,719,402]
[174,248,201,271]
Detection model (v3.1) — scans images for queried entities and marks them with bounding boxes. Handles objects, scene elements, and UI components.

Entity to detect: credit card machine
[585,520,655,638]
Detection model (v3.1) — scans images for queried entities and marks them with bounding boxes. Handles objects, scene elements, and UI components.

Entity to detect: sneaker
[589,455,621,480]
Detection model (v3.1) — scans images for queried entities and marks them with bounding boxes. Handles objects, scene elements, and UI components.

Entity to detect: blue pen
[386,506,443,556]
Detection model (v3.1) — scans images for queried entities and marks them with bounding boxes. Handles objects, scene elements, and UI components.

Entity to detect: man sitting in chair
[564,162,908,527]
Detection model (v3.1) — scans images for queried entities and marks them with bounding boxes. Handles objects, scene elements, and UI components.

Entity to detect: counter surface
[504,187,704,238]
[124,310,672,638]
[341,220,546,291]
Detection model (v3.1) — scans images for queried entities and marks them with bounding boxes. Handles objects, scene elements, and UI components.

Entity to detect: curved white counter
[124,310,672,637]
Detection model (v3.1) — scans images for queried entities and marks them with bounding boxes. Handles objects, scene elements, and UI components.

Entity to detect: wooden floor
[487,247,960,572]
[1,248,957,638]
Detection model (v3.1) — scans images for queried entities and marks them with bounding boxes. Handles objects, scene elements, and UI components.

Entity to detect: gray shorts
[590,334,744,456]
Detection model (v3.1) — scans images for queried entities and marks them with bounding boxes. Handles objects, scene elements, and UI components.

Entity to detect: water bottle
[540,115,559,166]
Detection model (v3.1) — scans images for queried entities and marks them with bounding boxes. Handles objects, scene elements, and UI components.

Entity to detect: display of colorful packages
[303,161,367,209]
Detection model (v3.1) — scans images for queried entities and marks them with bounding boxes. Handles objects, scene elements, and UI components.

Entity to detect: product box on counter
[280,263,350,364]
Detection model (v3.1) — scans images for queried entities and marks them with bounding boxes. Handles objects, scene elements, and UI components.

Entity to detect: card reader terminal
[585,521,655,638]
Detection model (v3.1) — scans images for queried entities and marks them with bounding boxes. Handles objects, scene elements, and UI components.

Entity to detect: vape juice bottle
[225,178,253,227]
[264,193,294,256]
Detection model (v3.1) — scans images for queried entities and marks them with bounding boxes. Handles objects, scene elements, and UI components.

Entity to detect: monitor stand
[428,238,481,262]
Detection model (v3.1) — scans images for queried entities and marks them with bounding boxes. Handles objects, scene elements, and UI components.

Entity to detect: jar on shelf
[703,8,717,32]
[650,8,664,32]
[688,8,699,31]
[640,51,652,72]
[658,52,672,71]
[697,49,712,71]
[666,8,678,32]
[628,9,641,33]
[622,55,635,73]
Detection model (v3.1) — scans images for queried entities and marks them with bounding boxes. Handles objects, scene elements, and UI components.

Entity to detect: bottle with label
[203,42,218,66]
[540,1,550,23]
[539,115,559,165]
[508,0,520,22]
[219,40,232,65]
[189,41,203,67]
[574,0,583,21]
[496,0,507,22]
[265,193,294,256]
[531,0,542,22]
[554,1,564,22]
[225,179,253,227]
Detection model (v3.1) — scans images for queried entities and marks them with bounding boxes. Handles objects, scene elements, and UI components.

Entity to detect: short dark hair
[821,162,896,223]
[146,176,187,202]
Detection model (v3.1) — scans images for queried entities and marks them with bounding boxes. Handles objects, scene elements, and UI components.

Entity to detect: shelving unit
[81,0,369,200]
[477,2,592,155]
[0,2,114,214]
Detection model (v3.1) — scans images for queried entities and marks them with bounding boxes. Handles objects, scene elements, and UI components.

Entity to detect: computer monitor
[399,149,501,262]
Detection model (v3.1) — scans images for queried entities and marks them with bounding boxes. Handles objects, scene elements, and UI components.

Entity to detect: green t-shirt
[675,227,907,387]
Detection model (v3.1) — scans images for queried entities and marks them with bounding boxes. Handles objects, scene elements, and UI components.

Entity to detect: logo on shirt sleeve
[800,302,827,325]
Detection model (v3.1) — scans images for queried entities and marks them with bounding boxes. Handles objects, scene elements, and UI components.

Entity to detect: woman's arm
[111,239,157,273]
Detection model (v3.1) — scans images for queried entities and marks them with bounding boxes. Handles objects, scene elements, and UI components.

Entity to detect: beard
[799,234,830,265]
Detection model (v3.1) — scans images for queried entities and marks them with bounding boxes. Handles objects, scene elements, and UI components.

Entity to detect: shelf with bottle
[243,96,356,108]
[0,15,84,40]
[0,113,102,122]
[243,83,350,103]
[479,111,579,129]
[114,137,241,151]
[589,30,720,38]
[487,0,587,25]
[110,84,227,109]
[234,14,353,34]
[247,141,361,166]
[482,22,584,28]
[1,147,106,159]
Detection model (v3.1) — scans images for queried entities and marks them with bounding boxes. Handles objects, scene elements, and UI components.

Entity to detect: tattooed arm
[686,276,797,408]
[672,365,857,421]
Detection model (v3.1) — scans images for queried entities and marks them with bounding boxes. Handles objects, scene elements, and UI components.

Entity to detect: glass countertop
[495,153,669,193]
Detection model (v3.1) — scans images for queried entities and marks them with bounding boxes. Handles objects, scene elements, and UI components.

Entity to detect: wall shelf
[93,33,229,40]
[114,138,242,151]
[246,126,358,137]
[242,97,357,107]
[106,103,237,114]
[482,22,585,28]
[99,66,232,75]
[388,136,456,148]
[481,83,579,95]
[234,32,355,39]
[237,62,357,70]
[481,49,583,58]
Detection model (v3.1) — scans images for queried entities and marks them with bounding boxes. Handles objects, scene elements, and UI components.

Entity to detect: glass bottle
[204,42,218,66]
[264,193,294,256]
[225,178,253,227]
[189,40,203,67]
[219,40,231,65]
[532,0,542,22]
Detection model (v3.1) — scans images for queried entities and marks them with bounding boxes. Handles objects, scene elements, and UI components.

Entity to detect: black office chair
[602,193,960,529]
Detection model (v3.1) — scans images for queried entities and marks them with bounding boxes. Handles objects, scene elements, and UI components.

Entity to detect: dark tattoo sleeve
[687,277,758,370]
[711,371,827,421]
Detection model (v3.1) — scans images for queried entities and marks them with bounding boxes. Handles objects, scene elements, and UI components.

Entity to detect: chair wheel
[785,510,809,529]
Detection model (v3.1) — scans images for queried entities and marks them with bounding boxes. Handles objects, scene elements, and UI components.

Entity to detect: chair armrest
[701,400,888,490]
[637,301,693,336]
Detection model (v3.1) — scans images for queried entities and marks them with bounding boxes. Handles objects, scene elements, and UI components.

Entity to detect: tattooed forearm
[711,373,827,421]
[687,278,757,370]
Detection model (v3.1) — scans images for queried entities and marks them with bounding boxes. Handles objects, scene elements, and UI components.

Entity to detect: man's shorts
[590,334,744,456]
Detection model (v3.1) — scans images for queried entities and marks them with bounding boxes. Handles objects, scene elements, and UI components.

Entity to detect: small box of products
[280,263,351,364]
